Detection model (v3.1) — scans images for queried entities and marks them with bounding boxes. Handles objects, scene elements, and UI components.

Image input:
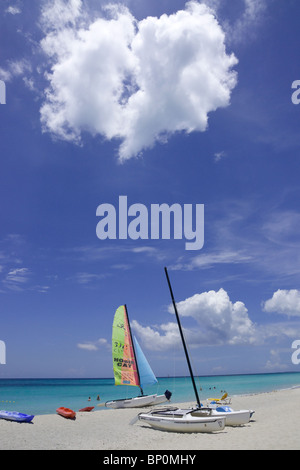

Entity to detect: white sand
[0,387,299,450]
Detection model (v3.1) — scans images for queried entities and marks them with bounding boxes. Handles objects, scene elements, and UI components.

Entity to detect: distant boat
[56,407,76,419]
[105,305,169,409]
[0,410,34,423]
[79,406,94,412]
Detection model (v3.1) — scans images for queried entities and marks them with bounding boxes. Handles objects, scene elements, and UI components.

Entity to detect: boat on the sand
[0,410,34,423]
[56,407,76,419]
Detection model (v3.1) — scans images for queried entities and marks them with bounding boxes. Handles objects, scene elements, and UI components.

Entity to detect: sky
[1,0,300,379]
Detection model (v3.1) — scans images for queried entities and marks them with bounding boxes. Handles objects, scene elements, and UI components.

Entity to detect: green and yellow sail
[112,305,140,387]
[112,305,157,390]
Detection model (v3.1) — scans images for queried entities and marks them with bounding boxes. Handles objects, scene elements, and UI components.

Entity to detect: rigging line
[188,353,203,402]
[171,319,177,397]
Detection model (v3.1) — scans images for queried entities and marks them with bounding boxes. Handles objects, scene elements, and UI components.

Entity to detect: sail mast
[124,304,143,396]
[164,267,201,409]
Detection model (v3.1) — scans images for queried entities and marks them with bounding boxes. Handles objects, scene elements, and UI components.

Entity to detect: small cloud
[262,289,300,317]
[214,151,226,162]
[3,267,30,291]
[77,338,109,351]
[5,6,21,15]
[131,247,157,254]
[72,272,106,285]
[264,350,288,371]
[131,246,165,261]
[0,59,31,82]
[34,285,50,293]
[171,250,252,270]
[111,264,131,270]
[77,342,98,351]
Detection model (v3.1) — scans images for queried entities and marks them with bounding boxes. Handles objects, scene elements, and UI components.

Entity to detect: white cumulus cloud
[263,289,300,317]
[39,0,238,161]
[172,288,256,345]
[132,288,256,350]
[132,320,181,351]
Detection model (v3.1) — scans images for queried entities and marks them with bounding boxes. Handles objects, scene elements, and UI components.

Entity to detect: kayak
[79,406,94,412]
[0,410,34,423]
[56,407,76,419]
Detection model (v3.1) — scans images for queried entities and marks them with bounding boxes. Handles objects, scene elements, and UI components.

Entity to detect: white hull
[209,408,251,426]
[207,405,253,426]
[138,408,226,433]
[149,394,169,405]
[106,394,157,409]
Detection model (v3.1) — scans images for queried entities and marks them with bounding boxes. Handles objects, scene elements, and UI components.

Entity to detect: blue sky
[1,0,300,379]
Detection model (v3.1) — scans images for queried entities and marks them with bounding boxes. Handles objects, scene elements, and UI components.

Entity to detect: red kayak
[56,407,76,419]
[79,406,94,412]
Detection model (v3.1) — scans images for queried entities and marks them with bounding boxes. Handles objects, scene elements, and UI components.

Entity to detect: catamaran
[105,305,170,409]
[138,268,252,432]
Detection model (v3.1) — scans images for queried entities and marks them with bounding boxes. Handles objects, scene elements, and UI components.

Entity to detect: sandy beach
[0,387,299,451]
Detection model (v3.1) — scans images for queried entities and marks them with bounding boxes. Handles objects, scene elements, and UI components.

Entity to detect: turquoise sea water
[0,372,300,416]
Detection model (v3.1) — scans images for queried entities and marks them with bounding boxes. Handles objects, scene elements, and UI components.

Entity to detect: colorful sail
[133,336,158,389]
[112,305,139,387]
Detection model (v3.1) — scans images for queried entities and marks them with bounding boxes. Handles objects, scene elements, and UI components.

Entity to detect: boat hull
[0,410,34,423]
[208,406,252,426]
[148,394,168,405]
[78,406,94,412]
[56,407,76,419]
[106,394,157,409]
[138,408,226,433]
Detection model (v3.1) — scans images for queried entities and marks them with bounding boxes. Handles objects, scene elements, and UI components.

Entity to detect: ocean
[0,372,300,416]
